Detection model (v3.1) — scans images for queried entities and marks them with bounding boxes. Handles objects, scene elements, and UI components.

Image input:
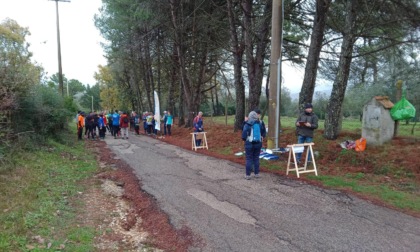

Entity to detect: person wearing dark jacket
[295,103,318,163]
[86,112,95,140]
[241,109,266,180]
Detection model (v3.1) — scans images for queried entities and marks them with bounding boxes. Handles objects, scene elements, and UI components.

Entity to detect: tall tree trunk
[177,79,185,126]
[169,0,209,128]
[242,0,272,112]
[139,48,153,111]
[227,0,245,131]
[215,81,220,116]
[144,36,155,108]
[132,63,143,113]
[394,80,403,136]
[298,0,331,108]
[210,88,216,116]
[156,30,162,106]
[168,45,178,116]
[324,0,358,140]
[170,0,191,125]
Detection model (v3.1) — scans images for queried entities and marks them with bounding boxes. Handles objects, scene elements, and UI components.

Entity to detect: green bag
[390,95,416,121]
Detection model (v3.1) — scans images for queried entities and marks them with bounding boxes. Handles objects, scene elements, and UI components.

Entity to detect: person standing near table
[193,111,204,146]
[295,103,318,164]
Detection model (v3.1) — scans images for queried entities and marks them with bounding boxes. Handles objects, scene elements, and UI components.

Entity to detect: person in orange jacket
[77,111,85,140]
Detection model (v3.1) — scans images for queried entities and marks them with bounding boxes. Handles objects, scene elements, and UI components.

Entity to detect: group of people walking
[141,110,174,137]
[76,111,109,140]
[77,105,318,182]
[76,110,174,140]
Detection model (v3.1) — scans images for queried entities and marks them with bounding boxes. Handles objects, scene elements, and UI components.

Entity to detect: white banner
[154,91,161,131]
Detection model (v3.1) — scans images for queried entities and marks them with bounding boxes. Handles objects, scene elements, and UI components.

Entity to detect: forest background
[1,0,420,153]
[1,1,420,250]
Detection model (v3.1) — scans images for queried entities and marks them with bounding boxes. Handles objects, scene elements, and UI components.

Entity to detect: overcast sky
[1,0,308,93]
[0,0,106,86]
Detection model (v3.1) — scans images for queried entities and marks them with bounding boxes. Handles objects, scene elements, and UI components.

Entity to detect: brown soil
[78,121,420,251]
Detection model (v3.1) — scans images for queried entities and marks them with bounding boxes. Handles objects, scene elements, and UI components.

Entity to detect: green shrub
[14,85,73,137]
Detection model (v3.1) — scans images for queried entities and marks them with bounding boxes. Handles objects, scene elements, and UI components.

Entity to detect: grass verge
[307,174,420,212]
[0,127,98,251]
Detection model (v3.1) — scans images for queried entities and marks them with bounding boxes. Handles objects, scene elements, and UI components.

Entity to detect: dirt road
[104,134,420,251]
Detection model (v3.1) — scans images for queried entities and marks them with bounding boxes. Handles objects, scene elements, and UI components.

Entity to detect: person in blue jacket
[98,113,105,139]
[241,109,266,180]
[166,111,173,136]
[112,110,120,139]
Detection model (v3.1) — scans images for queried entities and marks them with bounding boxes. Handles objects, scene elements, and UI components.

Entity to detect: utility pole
[267,0,284,149]
[50,0,70,96]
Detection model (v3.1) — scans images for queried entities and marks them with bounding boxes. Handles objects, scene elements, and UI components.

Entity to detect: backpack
[123,116,129,123]
[247,122,261,142]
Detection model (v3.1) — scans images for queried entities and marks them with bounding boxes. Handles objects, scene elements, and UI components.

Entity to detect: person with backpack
[133,112,140,135]
[86,112,95,140]
[98,113,106,139]
[146,112,153,135]
[129,111,136,131]
[107,112,113,136]
[93,111,99,138]
[193,111,204,146]
[120,111,130,139]
[241,109,266,180]
[152,114,158,136]
[102,112,108,135]
[112,110,120,139]
[295,103,318,164]
[142,111,148,135]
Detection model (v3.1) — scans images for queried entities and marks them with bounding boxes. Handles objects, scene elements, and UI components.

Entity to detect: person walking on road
[77,112,85,140]
[133,112,140,135]
[120,111,130,139]
[166,111,173,137]
[242,109,266,180]
[112,110,120,139]
[98,113,106,139]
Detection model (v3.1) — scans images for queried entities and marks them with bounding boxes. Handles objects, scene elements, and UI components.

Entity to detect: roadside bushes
[0,85,77,170]
[13,85,76,137]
